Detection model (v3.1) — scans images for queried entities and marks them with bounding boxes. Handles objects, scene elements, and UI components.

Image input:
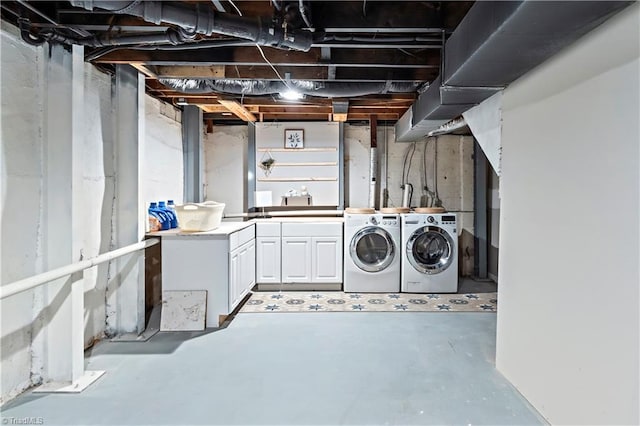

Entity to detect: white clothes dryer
[401,213,458,293]
[344,213,401,293]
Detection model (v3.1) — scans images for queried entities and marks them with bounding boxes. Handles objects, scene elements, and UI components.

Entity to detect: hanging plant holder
[258,151,276,176]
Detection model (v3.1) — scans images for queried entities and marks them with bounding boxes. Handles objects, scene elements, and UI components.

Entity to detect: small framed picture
[284,129,304,149]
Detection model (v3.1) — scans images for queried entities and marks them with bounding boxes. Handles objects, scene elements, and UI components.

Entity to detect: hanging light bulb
[280,89,304,100]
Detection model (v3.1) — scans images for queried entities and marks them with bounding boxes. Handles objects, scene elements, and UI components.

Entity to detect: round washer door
[406,226,455,274]
[350,226,396,272]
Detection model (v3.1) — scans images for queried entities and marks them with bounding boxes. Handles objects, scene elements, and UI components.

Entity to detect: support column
[246,122,256,212]
[105,65,145,336]
[338,123,345,210]
[473,139,488,279]
[182,105,204,202]
[35,44,104,392]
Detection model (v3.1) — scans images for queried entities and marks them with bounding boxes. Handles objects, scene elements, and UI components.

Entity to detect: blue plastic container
[158,201,178,229]
[167,200,179,228]
[149,202,170,231]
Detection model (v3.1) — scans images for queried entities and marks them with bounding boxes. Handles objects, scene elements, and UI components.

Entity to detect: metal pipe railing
[0,238,160,300]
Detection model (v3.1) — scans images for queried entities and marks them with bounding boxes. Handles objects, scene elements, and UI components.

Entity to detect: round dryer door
[350,226,396,272]
[406,226,455,274]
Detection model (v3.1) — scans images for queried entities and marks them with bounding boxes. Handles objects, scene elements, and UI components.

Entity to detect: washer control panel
[345,214,399,227]
[380,215,398,226]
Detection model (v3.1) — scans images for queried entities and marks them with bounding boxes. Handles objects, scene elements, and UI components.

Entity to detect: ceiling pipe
[68,0,313,51]
[18,17,197,48]
[299,0,313,29]
[158,78,420,98]
[426,116,467,137]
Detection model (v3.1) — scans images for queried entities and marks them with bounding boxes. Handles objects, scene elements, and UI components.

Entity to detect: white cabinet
[161,223,255,327]
[311,236,342,282]
[257,221,342,288]
[256,222,281,284]
[281,237,312,282]
[231,238,256,308]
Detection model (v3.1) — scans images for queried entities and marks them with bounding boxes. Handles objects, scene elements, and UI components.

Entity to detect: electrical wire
[255,44,296,93]
[401,143,415,186]
[405,142,416,185]
[227,0,243,16]
[226,0,295,95]
[422,138,429,196]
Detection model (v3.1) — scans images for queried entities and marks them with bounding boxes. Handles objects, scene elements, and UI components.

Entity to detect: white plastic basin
[175,201,225,231]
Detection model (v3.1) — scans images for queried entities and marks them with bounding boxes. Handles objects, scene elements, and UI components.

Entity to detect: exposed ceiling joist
[217,99,257,122]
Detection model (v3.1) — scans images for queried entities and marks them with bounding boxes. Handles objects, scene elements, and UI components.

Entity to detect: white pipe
[427,116,468,137]
[402,184,410,208]
[0,238,160,300]
[368,147,377,209]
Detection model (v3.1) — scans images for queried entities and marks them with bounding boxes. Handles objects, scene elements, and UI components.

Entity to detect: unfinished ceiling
[2,1,632,130]
[1,1,474,125]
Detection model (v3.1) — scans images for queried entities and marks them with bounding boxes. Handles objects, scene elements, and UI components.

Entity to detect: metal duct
[69,0,313,51]
[396,0,633,142]
[158,78,420,98]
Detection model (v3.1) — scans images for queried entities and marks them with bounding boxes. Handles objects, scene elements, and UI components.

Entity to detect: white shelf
[257,147,337,152]
[257,177,338,182]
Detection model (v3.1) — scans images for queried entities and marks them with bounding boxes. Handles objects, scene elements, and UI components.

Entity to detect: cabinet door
[229,249,240,309]
[256,237,281,283]
[311,237,343,283]
[281,237,312,283]
[241,239,256,294]
[237,243,250,301]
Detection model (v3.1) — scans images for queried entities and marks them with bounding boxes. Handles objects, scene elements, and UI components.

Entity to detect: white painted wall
[496,4,639,425]
[80,62,114,349]
[343,125,370,208]
[255,122,340,207]
[143,96,183,206]
[0,21,45,404]
[204,125,247,215]
[1,22,185,403]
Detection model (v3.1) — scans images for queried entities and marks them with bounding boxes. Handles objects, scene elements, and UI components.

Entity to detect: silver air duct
[158,78,420,98]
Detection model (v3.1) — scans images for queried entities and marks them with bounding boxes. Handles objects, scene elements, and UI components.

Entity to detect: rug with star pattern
[239,291,497,313]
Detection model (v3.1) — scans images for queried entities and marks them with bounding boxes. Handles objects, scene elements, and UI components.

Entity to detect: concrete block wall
[204,125,248,215]
[0,21,46,405]
[0,22,183,404]
[143,96,183,206]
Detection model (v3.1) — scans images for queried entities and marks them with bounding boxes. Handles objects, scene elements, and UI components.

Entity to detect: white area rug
[239,291,497,313]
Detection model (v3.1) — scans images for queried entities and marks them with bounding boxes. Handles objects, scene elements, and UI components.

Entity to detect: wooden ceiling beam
[91,46,439,68]
[217,99,257,122]
[149,65,226,78]
[197,105,231,114]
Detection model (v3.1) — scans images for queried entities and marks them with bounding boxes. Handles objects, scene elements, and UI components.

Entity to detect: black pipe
[18,18,47,45]
[69,0,313,51]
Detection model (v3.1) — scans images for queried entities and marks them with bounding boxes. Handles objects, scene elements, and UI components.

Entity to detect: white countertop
[147,221,253,238]
[251,217,344,223]
[147,216,344,238]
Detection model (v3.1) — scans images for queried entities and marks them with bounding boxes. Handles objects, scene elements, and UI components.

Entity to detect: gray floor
[2,311,545,425]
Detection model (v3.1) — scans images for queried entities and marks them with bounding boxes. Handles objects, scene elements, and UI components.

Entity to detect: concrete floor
[2,310,545,425]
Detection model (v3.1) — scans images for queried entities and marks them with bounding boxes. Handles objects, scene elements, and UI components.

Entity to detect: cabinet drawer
[231,224,255,250]
[238,224,255,247]
[256,222,281,237]
[282,222,342,237]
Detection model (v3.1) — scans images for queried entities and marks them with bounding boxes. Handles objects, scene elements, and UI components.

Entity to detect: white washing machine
[344,213,401,293]
[401,213,458,293]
